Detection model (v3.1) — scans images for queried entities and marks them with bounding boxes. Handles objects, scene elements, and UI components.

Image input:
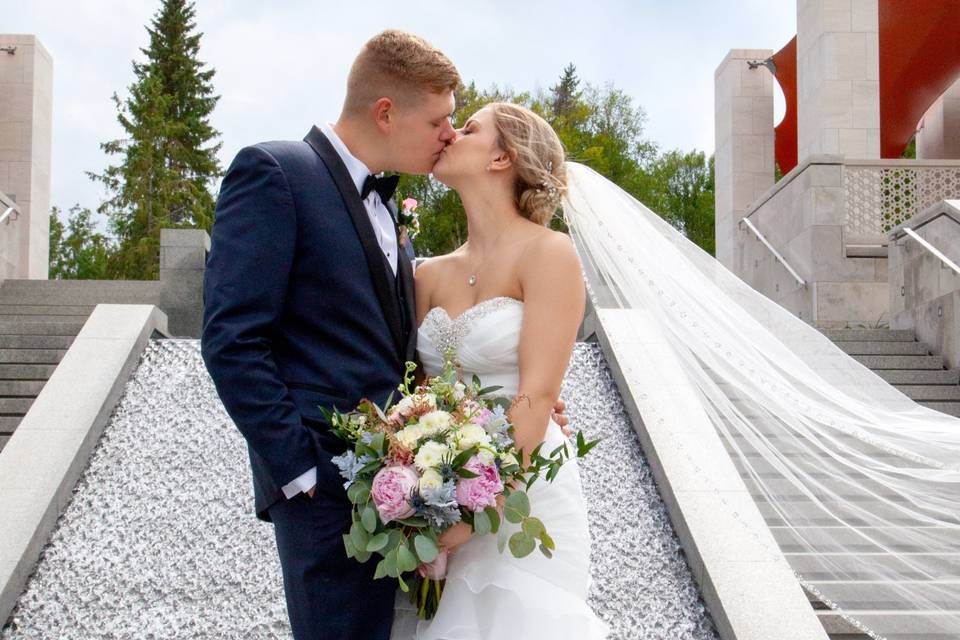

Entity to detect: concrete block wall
[888,201,960,368]
[738,156,889,328]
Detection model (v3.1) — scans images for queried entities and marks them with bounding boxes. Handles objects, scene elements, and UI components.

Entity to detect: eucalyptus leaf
[397,543,419,573]
[539,543,554,559]
[366,532,389,553]
[361,505,378,533]
[347,480,371,504]
[473,509,491,535]
[483,506,501,534]
[521,516,545,539]
[414,534,439,563]
[504,490,530,523]
[508,531,536,558]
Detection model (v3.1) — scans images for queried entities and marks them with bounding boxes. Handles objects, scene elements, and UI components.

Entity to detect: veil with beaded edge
[562,161,960,639]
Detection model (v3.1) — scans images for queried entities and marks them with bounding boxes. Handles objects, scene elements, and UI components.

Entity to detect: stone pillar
[796,0,880,162]
[714,49,776,271]
[159,229,209,338]
[917,78,960,160]
[0,35,53,280]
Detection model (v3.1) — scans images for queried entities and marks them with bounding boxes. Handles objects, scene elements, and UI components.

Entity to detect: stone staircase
[0,279,163,453]
[742,326,960,639]
[0,299,93,453]
[823,327,960,418]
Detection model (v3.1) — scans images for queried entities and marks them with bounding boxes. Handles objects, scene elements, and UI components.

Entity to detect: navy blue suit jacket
[201,127,416,521]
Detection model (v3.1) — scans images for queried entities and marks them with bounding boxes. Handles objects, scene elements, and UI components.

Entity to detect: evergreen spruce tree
[89,0,221,279]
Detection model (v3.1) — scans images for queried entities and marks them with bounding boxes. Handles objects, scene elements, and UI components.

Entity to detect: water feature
[2,339,716,639]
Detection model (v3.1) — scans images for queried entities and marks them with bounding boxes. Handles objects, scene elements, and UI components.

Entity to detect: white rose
[418,410,452,435]
[457,423,491,451]
[477,447,496,466]
[414,440,451,472]
[396,424,424,449]
[419,467,443,491]
[453,382,467,402]
[500,451,519,468]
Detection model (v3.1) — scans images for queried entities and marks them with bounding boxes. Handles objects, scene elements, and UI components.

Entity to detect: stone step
[823,329,916,342]
[0,380,44,396]
[816,608,960,638]
[0,335,75,350]
[771,526,960,554]
[0,397,34,414]
[0,314,91,322]
[0,279,160,306]
[916,401,960,417]
[875,369,960,385]
[0,304,94,316]
[786,551,960,581]
[803,579,960,610]
[0,364,56,380]
[0,320,86,336]
[0,416,20,434]
[837,341,931,356]
[894,385,960,401]
[0,349,66,364]
[851,354,944,370]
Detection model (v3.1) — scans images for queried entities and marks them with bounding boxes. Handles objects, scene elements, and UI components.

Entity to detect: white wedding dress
[390,296,610,639]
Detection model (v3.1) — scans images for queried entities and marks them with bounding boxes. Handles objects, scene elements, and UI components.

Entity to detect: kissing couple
[202,29,610,639]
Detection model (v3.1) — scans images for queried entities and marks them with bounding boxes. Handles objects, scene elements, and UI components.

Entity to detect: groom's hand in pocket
[551,399,572,437]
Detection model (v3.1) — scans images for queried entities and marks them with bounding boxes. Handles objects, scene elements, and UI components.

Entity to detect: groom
[202,30,567,639]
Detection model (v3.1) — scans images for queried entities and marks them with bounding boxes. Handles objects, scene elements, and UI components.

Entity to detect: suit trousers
[268,479,398,640]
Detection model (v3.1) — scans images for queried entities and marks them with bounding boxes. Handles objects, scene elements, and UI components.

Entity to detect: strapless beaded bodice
[416,296,524,395]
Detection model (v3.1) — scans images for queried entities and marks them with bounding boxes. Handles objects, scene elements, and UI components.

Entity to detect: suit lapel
[303,126,405,358]
[387,199,418,361]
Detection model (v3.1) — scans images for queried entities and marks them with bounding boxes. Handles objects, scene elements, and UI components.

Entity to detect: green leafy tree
[88,0,221,279]
[399,66,715,256]
[48,205,114,279]
[649,150,716,256]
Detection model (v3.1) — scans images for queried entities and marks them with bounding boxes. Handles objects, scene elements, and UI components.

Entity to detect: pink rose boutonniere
[397,197,421,248]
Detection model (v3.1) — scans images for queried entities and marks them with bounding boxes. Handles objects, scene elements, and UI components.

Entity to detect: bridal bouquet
[320,357,599,619]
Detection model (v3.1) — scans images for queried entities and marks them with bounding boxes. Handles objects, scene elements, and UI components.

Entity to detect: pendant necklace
[467,217,520,287]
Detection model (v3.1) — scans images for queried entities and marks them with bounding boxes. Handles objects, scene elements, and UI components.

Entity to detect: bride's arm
[510,231,585,466]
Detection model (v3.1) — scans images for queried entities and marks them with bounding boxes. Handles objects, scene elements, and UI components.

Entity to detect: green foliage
[401,63,716,257]
[88,0,221,280]
[48,205,114,280]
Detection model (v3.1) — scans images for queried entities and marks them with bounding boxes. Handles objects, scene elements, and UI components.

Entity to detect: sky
[2,0,796,217]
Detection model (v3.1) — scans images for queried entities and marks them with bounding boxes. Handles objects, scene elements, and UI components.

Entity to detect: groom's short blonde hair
[343,30,460,115]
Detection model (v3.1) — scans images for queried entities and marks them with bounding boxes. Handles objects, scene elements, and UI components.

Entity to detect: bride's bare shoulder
[522,226,579,267]
[414,249,463,286]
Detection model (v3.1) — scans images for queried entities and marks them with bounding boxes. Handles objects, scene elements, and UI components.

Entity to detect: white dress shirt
[280,122,399,500]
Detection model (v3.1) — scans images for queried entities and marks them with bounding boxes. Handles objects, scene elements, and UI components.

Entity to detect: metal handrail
[0,206,16,225]
[739,217,807,288]
[902,227,960,277]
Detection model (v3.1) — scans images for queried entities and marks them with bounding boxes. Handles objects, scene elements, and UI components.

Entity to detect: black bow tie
[360,173,400,203]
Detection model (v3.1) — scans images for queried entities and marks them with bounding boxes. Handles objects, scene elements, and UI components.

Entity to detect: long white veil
[562,161,960,639]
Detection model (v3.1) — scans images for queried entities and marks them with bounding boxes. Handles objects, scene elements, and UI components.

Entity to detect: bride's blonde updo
[487,102,567,226]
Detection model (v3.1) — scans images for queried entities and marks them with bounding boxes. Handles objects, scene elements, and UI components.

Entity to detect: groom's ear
[372,97,395,132]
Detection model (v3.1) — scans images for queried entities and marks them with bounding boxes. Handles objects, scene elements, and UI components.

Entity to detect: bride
[390,102,610,638]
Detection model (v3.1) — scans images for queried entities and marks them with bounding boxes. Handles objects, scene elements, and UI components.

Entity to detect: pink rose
[402,197,418,210]
[417,548,448,580]
[470,408,493,425]
[455,455,503,512]
[371,465,419,523]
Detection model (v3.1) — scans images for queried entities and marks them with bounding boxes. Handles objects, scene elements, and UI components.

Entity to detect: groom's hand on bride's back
[552,399,571,436]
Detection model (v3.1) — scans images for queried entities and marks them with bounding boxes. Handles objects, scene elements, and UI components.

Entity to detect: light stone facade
[714,49,776,272]
[796,0,880,161]
[917,78,960,161]
[0,35,53,281]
